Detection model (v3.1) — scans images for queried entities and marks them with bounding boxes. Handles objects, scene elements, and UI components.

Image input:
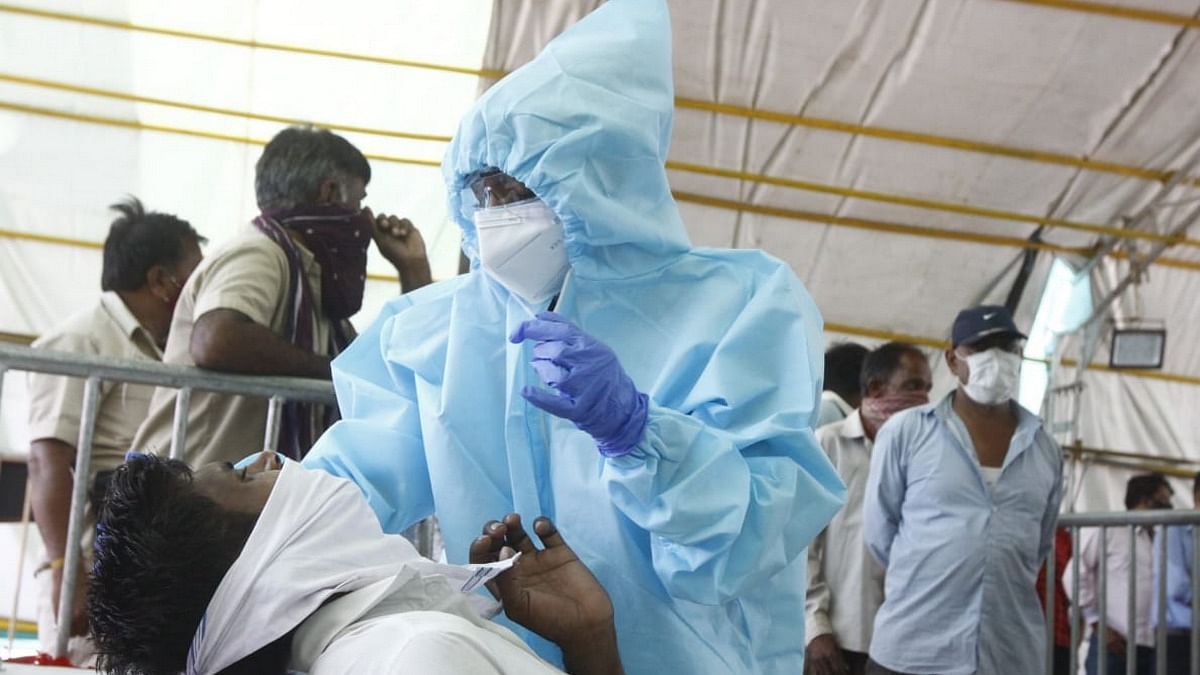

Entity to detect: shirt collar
[100,291,144,340]
[100,291,162,358]
[822,390,855,418]
[839,409,867,440]
[933,389,1043,446]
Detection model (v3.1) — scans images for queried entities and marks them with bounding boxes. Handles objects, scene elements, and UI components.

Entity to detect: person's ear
[945,348,968,385]
[317,178,340,205]
[144,265,173,304]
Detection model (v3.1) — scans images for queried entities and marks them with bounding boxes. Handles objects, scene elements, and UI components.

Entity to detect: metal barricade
[0,342,432,659]
[1050,510,1200,675]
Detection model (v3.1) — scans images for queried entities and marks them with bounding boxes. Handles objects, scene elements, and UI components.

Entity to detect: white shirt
[806,410,885,653]
[1064,525,1156,646]
[979,466,1002,491]
[817,390,855,428]
[293,579,563,675]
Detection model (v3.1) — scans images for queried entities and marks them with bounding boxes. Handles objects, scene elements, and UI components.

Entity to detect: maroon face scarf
[860,392,930,432]
[251,206,370,458]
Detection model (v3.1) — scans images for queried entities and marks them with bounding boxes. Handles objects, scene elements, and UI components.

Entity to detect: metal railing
[0,341,336,659]
[1050,510,1200,675]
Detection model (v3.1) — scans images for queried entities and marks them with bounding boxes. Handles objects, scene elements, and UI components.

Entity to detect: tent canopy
[1,0,1199,510]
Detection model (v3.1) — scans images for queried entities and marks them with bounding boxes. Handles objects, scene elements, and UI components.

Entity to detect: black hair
[1125,473,1171,510]
[861,341,926,393]
[101,197,204,292]
[1194,472,1200,495]
[824,342,869,401]
[89,454,258,675]
[255,126,371,211]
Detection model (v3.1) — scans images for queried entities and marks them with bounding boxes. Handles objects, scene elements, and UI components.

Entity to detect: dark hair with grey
[1125,473,1171,510]
[861,341,926,393]
[254,126,371,211]
[102,197,204,292]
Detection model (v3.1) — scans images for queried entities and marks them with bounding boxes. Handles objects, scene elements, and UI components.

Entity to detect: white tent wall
[0,0,495,457]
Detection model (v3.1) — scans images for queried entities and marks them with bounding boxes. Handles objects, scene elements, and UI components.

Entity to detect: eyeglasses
[469,169,537,208]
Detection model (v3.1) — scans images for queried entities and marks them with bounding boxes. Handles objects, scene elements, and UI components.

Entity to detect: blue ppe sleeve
[302,298,435,534]
[864,417,907,569]
[598,271,845,605]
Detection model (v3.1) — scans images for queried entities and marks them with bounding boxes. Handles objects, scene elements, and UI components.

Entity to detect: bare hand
[366,208,427,265]
[50,565,89,637]
[1104,626,1127,655]
[469,514,614,650]
[805,633,848,675]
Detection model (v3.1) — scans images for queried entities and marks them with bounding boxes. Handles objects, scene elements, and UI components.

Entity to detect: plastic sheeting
[0,1,1198,499]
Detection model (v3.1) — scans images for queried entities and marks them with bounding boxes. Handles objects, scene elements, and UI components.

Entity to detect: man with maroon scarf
[132,126,432,465]
[805,342,932,675]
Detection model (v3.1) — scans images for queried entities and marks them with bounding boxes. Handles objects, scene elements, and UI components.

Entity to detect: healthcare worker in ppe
[302,0,845,673]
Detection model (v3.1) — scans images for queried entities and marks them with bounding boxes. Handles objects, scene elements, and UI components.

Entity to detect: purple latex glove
[510,311,649,457]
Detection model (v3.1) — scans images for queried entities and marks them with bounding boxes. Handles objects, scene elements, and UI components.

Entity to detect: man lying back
[87,452,623,675]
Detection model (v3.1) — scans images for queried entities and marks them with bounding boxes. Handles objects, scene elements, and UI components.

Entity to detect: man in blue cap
[863,305,1063,675]
[300,0,844,673]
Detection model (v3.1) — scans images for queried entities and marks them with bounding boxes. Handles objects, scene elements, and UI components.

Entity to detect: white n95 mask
[474,199,570,304]
[961,349,1022,405]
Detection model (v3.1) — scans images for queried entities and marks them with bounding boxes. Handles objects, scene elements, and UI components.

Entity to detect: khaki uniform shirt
[27,292,162,473]
[132,229,337,467]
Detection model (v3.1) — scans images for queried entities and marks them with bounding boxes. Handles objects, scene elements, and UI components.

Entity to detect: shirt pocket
[108,382,156,437]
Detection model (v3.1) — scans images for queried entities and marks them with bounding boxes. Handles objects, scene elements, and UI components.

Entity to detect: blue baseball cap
[951,305,1026,348]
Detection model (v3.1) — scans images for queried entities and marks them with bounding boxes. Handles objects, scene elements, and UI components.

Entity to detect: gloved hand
[510,312,648,457]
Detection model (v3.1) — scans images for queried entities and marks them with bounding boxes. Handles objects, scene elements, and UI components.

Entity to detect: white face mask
[960,348,1022,405]
[474,199,570,304]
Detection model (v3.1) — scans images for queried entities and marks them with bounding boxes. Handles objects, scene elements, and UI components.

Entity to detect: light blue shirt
[1153,524,1193,630]
[864,392,1063,675]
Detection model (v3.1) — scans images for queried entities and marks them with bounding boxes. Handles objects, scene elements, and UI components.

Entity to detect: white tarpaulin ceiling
[0,0,1199,510]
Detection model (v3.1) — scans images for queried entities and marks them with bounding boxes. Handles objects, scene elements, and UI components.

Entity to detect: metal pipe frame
[53,375,100,658]
[1046,532,1057,675]
[169,386,192,461]
[1157,525,1168,675]
[1080,526,1089,675]
[1060,511,1200,528]
[0,342,334,404]
[0,343,337,660]
[1099,526,1109,675]
[1057,512,1200,675]
[263,396,283,453]
[1128,525,1137,675]
[1192,525,1199,675]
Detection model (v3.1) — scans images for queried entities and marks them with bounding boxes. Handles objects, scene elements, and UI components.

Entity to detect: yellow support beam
[673,191,1094,255]
[3,3,1197,188]
[1001,0,1200,29]
[6,71,1193,249]
[674,97,1199,188]
[0,72,453,143]
[673,192,1200,273]
[664,160,1200,249]
[0,100,441,169]
[0,3,505,79]
[4,99,1198,273]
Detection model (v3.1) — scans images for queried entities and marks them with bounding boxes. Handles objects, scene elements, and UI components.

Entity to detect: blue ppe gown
[303,0,846,672]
